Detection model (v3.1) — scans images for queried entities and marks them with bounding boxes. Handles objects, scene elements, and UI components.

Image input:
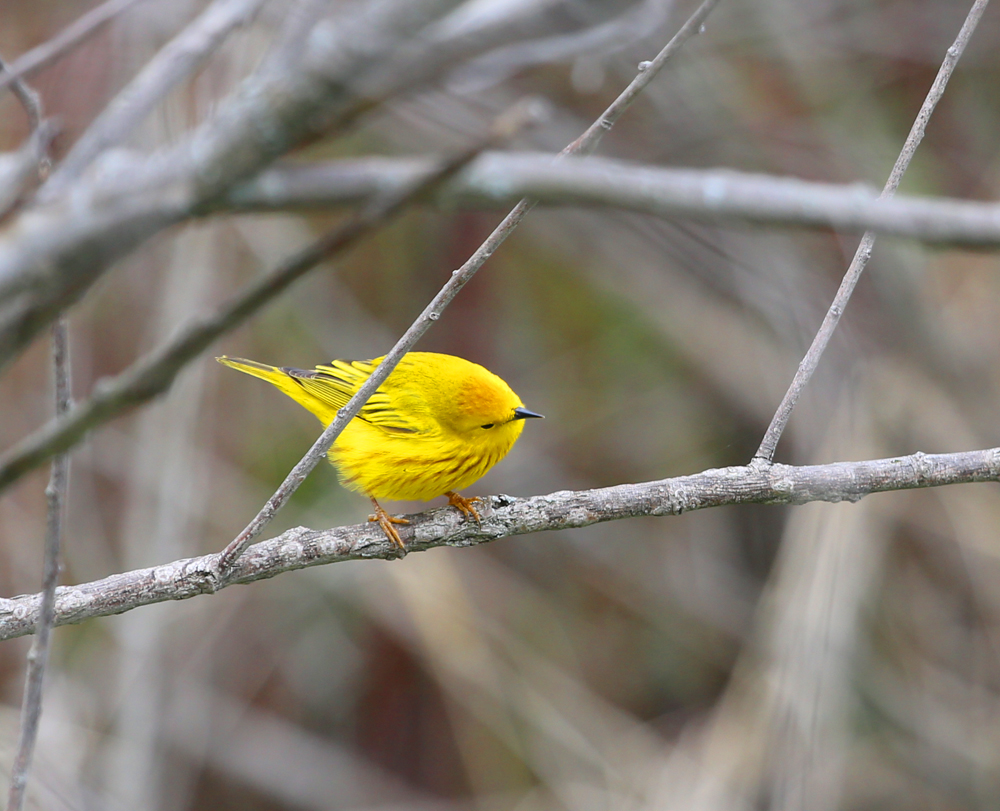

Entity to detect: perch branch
[0,446,997,641]
[754,0,992,462]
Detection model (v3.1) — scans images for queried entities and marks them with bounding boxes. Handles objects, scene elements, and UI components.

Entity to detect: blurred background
[2,0,1000,808]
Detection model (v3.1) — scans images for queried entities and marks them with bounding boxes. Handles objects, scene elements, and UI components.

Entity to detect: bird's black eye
[480,423,495,430]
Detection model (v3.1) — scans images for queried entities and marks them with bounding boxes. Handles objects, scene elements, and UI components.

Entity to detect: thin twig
[45,0,268,196]
[565,0,721,157]
[217,0,726,575]
[1,445,998,642]
[0,116,517,498]
[0,56,43,132]
[754,0,992,463]
[0,0,146,95]
[6,317,71,811]
[226,153,1000,245]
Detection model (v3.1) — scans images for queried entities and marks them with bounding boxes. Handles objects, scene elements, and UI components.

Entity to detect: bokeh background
[2,0,1000,808]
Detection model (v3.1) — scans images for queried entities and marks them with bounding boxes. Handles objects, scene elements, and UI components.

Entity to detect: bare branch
[216,0,726,573]
[226,153,1000,245]
[754,0,992,463]
[0,123,506,498]
[565,0,722,157]
[45,0,269,195]
[6,317,71,811]
[0,0,146,94]
[0,50,51,217]
[1,445,998,642]
[1,50,64,806]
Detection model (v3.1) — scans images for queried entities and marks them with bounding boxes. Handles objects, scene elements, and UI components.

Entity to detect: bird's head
[444,365,543,444]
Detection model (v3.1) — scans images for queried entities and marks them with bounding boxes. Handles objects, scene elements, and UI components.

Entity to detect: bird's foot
[446,491,482,525]
[368,497,410,551]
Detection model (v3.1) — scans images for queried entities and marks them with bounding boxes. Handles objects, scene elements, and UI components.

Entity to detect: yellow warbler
[218,352,542,548]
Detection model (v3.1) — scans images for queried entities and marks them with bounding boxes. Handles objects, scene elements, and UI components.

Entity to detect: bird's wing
[287,359,427,435]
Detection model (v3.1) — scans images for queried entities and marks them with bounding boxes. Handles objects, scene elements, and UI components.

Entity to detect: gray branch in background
[0,56,43,132]
[44,0,269,196]
[6,318,71,811]
[448,0,676,94]
[0,446,996,642]
[0,0,479,374]
[226,152,1000,244]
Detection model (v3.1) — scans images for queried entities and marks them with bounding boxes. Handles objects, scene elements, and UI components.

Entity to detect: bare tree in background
[0,0,999,809]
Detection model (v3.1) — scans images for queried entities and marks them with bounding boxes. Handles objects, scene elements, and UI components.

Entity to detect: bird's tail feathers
[217,355,334,422]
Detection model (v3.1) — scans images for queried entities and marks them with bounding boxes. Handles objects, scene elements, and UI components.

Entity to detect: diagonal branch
[566,0,721,157]
[753,0,992,463]
[0,445,997,642]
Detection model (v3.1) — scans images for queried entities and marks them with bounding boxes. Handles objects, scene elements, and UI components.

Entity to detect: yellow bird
[218,352,542,548]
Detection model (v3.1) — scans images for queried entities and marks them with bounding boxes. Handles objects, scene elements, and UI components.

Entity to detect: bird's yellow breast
[331,416,524,501]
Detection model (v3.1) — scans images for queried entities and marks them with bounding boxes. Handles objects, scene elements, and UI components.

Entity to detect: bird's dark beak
[513,407,544,420]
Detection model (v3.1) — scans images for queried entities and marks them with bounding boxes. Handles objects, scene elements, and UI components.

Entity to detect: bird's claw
[446,491,482,525]
[368,498,410,551]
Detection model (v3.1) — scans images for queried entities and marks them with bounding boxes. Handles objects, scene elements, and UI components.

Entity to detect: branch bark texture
[0,447,997,642]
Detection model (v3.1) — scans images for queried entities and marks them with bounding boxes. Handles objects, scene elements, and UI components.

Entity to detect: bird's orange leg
[445,491,482,525]
[368,496,410,550]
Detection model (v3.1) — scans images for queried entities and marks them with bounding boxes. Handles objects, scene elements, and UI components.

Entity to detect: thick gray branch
[0,446,996,642]
[226,153,1000,245]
